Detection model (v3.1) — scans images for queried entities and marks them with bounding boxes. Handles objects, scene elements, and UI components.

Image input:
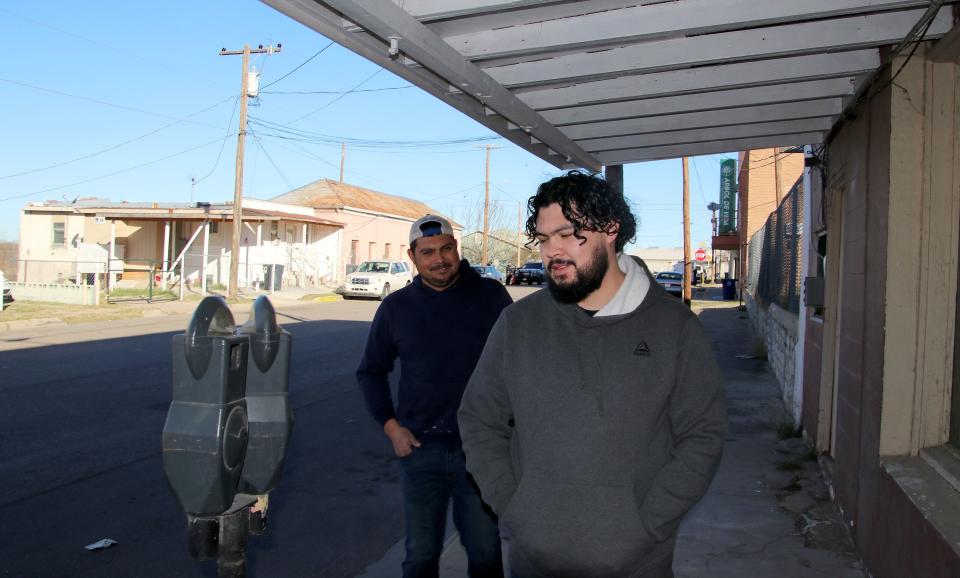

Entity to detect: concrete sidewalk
[364,299,865,577]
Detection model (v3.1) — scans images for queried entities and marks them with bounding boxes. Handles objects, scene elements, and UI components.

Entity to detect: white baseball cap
[409,214,454,244]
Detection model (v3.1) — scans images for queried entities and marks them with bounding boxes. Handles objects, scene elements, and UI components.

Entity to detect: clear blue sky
[0,1,731,250]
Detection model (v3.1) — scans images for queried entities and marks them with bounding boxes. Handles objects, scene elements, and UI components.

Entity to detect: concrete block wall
[746,293,801,423]
[9,282,98,305]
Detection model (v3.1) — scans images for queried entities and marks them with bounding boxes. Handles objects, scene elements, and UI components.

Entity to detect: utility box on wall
[804,276,825,307]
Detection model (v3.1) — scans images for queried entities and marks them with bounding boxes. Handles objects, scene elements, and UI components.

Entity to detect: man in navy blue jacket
[357,214,512,578]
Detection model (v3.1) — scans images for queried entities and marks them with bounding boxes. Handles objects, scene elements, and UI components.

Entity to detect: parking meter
[237,297,293,531]
[164,297,249,516]
[238,297,293,492]
[162,296,293,577]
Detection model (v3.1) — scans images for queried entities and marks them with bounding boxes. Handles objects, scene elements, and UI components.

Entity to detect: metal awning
[261,0,956,169]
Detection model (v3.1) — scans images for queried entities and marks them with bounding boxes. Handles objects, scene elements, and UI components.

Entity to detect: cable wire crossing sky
[0,1,731,250]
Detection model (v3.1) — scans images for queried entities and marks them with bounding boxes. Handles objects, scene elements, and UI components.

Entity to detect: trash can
[722,278,737,300]
[262,265,284,291]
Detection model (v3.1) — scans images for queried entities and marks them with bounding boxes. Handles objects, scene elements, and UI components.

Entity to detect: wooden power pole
[773,147,783,206]
[220,43,281,299]
[682,157,692,306]
[483,145,491,265]
[477,144,501,265]
[340,142,346,183]
[517,201,522,268]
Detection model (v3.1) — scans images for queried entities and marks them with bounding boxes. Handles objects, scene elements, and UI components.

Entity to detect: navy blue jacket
[357,260,513,437]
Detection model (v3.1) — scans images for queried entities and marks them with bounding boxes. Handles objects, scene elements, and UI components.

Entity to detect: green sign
[719,158,737,234]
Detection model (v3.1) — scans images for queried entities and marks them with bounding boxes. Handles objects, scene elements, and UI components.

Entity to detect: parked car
[513,261,545,285]
[341,260,412,300]
[472,265,504,283]
[655,271,683,297]
[0,269,11,309]
[504,265,517,285]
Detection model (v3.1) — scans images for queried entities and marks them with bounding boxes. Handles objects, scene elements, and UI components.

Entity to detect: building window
[814,233,827,317]
[305,226,311,244]
[209,221,219,234]
[350,240,358,265]
[369,242,375,260]
[384,243,391,259]
[52,222,65,246]
[271,221,279,240]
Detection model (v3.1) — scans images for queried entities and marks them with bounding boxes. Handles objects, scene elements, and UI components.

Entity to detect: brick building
[737,148,804,291]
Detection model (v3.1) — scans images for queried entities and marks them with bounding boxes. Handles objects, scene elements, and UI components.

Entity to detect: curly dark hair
[525,170,636,252]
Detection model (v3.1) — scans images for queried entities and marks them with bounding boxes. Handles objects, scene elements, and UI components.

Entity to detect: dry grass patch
[1,300,146,324]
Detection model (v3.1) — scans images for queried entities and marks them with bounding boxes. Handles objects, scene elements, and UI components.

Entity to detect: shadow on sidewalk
[674,306,863,577]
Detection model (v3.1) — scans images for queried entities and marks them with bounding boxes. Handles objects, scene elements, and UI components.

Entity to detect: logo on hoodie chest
[633,341,651,356]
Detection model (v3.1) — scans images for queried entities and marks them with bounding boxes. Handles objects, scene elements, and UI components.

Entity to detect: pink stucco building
[272,179,461,283]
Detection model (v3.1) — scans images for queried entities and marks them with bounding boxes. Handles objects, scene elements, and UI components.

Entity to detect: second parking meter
[162,296,293,577]
[238,296,293,496]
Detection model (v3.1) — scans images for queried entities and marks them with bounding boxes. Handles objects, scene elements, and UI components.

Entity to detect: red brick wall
[738,149,804,285]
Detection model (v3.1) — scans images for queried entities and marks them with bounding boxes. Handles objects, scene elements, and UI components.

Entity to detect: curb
[311,295,343,303]
[0,317,67,332]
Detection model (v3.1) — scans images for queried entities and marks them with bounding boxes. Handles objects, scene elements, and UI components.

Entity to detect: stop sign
[695,248,707,262]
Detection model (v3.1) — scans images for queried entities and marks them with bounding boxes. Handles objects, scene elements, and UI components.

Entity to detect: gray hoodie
[458,258,725,577]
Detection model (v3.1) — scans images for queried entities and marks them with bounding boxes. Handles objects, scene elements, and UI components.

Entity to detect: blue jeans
[399,437,503,578]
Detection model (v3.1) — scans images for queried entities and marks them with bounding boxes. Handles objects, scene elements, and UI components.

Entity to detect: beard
[546,243,609,304]
[419,259,459,289]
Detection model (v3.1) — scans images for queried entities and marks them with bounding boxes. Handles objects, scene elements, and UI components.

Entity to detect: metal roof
[271,178,463,226]
[261,0,956,169]
[23,200,344,227]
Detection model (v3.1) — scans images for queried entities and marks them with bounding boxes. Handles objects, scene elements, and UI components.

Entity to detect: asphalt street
[0,285,541,578]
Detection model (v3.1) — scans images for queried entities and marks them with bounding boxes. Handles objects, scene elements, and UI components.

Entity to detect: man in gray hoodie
[458,171,725,577]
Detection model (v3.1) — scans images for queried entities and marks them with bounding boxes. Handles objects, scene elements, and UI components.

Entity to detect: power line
[690,157,708,206]
[261,136,428,197]
[0,136,231,203]
[0,77,225,129]
[251,131,294,191]
[0,96,237,180]
[284,69,384,125]
[194,97,241,186]
[249,117,501,149]
[262,85,414,95]
[424,183,486,203]
[0,6,223,88]
[258,134,491,155]
[260,41,335,90]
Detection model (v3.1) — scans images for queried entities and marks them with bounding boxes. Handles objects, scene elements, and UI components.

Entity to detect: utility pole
[517,201,522,268]
[220,43,281,299]
[773,147,783,207]
[476,144,501,265]
[682,157,692,306]
[483,145,491,265]
[707,202,720,283]
[340,142,346,183]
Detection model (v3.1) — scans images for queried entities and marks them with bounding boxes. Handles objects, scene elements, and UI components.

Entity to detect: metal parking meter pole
[217,495,257,578]
[148,266,154,303]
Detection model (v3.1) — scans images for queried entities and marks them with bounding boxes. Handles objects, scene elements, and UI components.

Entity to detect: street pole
[473,144,503,266]
[773,147,783,207]
[220,43,281,300]
[682,157,692,306]
[517,201,522,268]
[483,145,490,265]
[340,142,345,183]
[707,201,720,283]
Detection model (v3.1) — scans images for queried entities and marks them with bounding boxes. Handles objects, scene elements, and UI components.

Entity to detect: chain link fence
[16,244,337,304]
[748,181,804,313]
